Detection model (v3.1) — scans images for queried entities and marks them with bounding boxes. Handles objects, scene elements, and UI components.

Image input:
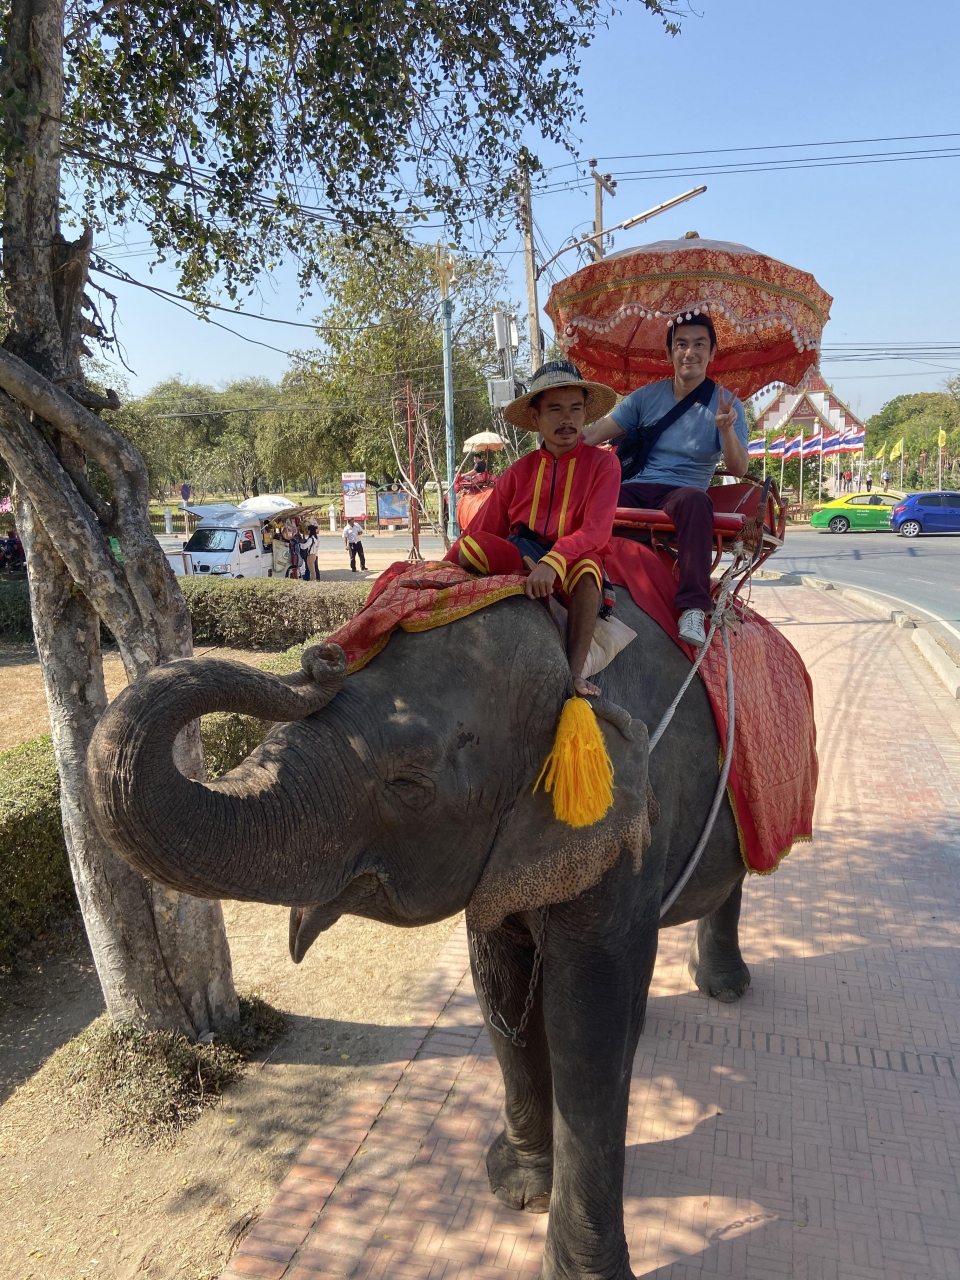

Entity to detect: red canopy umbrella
[545,235,833,400]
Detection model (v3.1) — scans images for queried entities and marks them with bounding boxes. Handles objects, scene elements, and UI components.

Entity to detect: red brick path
[223,584,960,1279]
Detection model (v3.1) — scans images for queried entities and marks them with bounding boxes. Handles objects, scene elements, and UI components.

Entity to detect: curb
[755,569,960,700]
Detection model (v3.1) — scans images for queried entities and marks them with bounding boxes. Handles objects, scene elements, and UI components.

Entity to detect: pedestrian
[881,468,891,489]
[866,473,873,493]
[343,517,366,571]
[845,469,853,492]
[301,523,320,581]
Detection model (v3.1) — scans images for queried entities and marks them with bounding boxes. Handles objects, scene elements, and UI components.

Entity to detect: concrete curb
[755,568,960,700]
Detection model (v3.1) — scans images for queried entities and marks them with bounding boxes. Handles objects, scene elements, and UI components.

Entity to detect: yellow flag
[889,438,903,461]
[874,444,886,462]
[939,429,948,448]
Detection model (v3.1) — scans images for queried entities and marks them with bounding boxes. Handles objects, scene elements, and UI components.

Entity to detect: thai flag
[747,438,766,457]
[806,432,823,455]
[821,431,842,456]
[840,430,865,453]
[768,435,786,457]
[783,433,803,459]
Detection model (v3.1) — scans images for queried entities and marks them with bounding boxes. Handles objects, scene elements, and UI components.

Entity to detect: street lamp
[434,242,459,541]
[536,185,708,280]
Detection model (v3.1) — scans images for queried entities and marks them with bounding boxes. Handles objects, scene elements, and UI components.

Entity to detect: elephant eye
[385,771,436,813]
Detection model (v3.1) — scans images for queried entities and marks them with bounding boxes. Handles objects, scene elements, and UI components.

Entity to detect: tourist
[447,360,619,698]
[866,473,873,493]
[343,518,366,572]
[881,468,891,489]
[583,313,748,648]
[301,523,320,581]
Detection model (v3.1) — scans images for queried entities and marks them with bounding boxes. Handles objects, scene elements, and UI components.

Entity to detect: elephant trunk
[87,644,353,903]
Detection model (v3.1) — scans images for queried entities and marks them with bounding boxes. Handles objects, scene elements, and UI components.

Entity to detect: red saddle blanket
[327,561,525,673]
[605,539,817,874]
[327,555,817,875]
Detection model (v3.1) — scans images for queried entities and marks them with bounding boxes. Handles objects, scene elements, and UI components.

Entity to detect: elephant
[87,589,755,1280]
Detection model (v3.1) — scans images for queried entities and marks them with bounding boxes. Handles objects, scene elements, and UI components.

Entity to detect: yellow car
[810,491,906,533]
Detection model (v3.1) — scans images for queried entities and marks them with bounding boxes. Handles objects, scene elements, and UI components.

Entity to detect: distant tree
[291,236,518,543]
[866,387,960,485]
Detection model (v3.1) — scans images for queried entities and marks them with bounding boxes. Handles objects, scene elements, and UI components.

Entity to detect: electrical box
[487,377,515,409]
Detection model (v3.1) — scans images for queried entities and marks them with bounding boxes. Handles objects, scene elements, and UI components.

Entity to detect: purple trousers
[618,481,714,612]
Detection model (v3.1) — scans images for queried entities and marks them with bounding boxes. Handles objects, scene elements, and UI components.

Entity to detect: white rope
[648,547,743,755]
[648,543,746,919]
[659,623,735,918]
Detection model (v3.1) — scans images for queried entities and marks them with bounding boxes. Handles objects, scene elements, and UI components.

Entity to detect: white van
[167,495,305,579]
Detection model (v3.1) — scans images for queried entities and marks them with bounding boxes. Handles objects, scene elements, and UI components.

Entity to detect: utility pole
[404,381,422,562]
[519,159,543,373]
[434,242,459,541]
[588,160,617,261]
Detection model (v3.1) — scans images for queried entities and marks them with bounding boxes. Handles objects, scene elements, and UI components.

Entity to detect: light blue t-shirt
[610,379,748,490]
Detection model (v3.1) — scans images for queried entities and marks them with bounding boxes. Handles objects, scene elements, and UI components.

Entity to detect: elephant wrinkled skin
[88,593,753,1280]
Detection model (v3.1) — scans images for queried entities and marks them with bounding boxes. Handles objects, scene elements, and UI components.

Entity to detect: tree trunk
[0,0,238,1037]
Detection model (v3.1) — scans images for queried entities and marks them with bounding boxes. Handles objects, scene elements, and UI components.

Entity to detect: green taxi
[810,491,905,533]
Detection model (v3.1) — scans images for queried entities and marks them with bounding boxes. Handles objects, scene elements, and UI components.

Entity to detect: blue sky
[99,0,960,420]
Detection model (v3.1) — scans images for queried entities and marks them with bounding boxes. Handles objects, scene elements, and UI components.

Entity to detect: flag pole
[818,435,823,500]
[799,427,804,505]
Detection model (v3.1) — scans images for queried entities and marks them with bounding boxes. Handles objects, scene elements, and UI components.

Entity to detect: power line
[540,144,960,192]
[92,257,394,333]
[544,130,960,172]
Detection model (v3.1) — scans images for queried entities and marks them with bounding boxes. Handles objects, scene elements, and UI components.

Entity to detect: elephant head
[87,598,652,959]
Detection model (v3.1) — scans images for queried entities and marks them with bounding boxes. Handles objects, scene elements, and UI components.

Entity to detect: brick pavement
[222,582,960,1280]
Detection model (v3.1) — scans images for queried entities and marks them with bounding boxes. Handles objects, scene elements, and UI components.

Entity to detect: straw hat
[503,359,617,431]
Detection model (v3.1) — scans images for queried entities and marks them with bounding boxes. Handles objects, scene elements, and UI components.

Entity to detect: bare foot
[573,674,601,698]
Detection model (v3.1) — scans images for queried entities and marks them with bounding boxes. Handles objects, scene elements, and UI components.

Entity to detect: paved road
[768,527,960,629]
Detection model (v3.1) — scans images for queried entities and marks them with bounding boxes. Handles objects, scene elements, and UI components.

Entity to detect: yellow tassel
[534,695,615,827]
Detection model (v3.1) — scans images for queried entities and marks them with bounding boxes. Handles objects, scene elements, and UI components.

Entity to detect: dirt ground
[0,641,465,1278]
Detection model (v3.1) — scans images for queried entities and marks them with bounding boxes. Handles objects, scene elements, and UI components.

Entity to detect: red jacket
[470,438,620,582]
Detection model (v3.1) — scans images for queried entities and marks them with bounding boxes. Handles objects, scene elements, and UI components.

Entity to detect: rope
[648,548,741,754]
[659,623,735,918]
[649,544,745,920]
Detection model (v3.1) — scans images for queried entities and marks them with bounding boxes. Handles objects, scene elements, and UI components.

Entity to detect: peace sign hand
[715,386,740,433]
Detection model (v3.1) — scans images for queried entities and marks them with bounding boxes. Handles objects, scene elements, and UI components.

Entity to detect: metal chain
[470,907,550,1049]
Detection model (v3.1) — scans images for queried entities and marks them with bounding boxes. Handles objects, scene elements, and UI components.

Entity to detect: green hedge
[0,737,75,968]
[181,578,369,648]
[0,580,32,640]
[0,577,370,648]
[0,635,339,964]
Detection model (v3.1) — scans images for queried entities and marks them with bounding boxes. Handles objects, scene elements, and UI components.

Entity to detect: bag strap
[617,377,716,482]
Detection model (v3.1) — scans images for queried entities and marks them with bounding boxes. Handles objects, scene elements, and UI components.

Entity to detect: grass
[47,993,288,1147]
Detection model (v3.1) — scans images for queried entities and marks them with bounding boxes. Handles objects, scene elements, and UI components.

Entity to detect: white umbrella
[463,431,506,453]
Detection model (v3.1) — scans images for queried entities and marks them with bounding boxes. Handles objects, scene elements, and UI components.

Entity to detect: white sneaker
[678,608,707,648]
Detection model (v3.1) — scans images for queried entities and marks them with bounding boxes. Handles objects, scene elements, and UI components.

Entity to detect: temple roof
[754,366,863,437]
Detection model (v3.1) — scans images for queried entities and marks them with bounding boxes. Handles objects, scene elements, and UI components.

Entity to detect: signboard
[341,472,368,520]
[377,488,411,527]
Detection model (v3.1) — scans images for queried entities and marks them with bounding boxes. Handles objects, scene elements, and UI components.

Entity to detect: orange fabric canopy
[545,236,833,400]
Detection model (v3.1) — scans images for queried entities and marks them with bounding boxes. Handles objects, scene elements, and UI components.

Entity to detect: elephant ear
[466,701,654,933]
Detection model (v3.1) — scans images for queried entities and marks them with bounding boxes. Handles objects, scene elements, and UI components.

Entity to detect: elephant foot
[486,1129,553,1213]
[688,937,751,1004]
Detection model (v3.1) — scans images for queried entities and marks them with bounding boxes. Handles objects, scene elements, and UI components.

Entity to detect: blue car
[889,491,960,537]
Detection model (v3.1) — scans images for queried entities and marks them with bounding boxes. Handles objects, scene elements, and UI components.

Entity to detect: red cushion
[614,507,747,536]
